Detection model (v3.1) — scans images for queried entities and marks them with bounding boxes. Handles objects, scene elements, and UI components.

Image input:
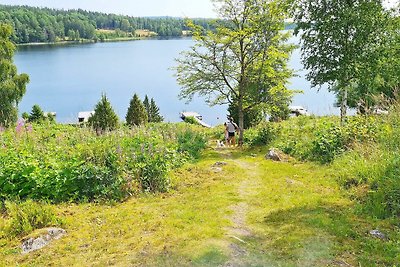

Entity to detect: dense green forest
[0,5,215,43]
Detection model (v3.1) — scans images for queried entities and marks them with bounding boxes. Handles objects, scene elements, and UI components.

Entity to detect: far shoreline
[16,37,142,47]
[16,36,193,47]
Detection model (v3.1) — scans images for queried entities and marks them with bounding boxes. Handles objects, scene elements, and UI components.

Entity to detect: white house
[78,111,94,123]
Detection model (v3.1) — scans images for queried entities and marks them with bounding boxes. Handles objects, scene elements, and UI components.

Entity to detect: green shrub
[177,129,207,159]
[246,122,278,146]
[1,200,61,238]
[309,122,346,163]
[132,144,171,193]
[183,116,199,125]
[0,123,207,202]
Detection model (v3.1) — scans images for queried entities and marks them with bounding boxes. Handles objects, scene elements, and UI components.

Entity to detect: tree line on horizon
[0,5,215,43]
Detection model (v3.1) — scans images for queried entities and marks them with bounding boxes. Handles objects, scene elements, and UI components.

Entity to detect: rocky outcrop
[21,227,66,254]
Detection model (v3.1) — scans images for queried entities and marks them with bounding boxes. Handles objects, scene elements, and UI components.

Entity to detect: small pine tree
[21,112,29,121]
[149,98,163,123]
[143,95,151,122]
[29,104,45,123]
[126,93,148,126]
[88,94,119,133]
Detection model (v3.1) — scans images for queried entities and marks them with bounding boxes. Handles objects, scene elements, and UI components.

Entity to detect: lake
[15,36,338,126]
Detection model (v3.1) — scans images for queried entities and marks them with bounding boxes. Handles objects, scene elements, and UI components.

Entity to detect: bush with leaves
[88,94,119,133]
[183,116,200,125]
[177,129,207,159]
[244,122,279,146]
[309,122,346,163]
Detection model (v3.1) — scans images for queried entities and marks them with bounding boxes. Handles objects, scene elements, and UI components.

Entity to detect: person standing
[225,116,238,147]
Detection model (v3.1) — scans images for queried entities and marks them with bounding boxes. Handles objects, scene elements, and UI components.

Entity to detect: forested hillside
[0,5,214,43]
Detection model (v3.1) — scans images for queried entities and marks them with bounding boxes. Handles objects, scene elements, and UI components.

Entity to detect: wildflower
[15,119,25,134]
[26,123,33,133]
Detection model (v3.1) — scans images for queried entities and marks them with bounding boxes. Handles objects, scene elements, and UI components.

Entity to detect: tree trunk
[340,87,348,126]
[238,99,244,146]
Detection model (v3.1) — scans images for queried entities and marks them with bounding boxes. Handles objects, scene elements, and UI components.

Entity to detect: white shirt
[226,121,237,132]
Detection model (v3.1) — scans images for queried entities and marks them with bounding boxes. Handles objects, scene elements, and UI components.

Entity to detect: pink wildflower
[15,119,25,134]
[26,123,33,133]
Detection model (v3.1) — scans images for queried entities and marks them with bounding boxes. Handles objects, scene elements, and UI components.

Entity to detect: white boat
[180,111,211,128]
[289,106,310,116]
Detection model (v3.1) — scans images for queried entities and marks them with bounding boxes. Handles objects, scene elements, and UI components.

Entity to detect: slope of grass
[1,147,398,266]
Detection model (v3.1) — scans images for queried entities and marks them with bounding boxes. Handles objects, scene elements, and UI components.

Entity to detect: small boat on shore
[179,111,211,128]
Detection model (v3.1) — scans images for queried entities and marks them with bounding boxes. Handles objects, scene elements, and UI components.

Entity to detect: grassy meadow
[0,109,399,266]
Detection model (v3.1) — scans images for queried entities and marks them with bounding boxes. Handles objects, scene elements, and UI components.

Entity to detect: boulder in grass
[369,229,387,240]
[21,228,66,254]
[265,148,283,161]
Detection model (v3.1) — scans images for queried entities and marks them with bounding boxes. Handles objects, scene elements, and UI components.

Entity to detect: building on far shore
[78,111,94,123]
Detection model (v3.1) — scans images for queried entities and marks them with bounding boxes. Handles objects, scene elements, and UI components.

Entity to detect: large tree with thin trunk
[0,24,29,127]
[293,0,388,122]
[175,0,294,143]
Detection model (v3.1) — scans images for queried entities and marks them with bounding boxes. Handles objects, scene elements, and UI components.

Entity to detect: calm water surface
[15,36,338,126]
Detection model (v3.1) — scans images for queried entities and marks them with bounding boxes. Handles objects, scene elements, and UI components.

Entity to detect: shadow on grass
[200,146,269,162]
[249,203,400,266]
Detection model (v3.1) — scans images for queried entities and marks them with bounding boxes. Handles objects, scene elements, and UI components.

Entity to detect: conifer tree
[88,93,119,133]
[29,104,45,122]
[149,98,163,123]
[0,24,29,127]
[143,95,151,122]
[126,93,148,126]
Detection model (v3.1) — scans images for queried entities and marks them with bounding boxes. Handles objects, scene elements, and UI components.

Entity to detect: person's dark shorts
[228,132,235,137]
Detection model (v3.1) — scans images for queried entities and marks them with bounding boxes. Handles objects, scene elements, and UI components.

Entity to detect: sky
[0,0,397,18]
[0,0,217,18]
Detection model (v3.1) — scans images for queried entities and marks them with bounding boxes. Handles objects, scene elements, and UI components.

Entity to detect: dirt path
[222,155,263,266]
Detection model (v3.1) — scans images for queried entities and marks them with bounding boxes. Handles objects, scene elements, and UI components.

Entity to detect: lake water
[15,36,338,126]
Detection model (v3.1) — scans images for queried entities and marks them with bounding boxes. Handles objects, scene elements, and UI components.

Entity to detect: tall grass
[334,104,400,218]
[245,104,400,218]
[0,122,207,202]
[0,200,61,238]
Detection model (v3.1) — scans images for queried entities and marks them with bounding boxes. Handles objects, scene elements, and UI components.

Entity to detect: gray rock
[211,167,223,173]
[265,149,282,161]
[213,161,227,167]
[47,227,66,240]
[21,237,48,254]
[369,229,386,240]
[21,227,66,254]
